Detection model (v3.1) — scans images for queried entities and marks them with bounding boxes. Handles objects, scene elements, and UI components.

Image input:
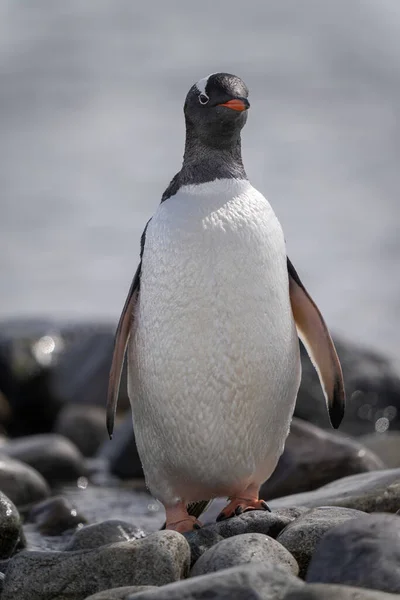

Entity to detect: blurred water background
[1,0,399,363]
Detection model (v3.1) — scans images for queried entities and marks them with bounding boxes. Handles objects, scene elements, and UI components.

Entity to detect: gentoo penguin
[107,73,345,533]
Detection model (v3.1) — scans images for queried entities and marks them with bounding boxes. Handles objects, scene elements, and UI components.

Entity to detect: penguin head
[184,73,250,148]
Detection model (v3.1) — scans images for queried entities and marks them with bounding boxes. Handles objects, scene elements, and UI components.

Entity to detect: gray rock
[2,530,189,600]
[261,418,384,500]
[0,456,49,506]
[128,562,304,600]
[54,404,108,457]
[65,519,145,551]
[359,432,400,468]
[306,513,400,593]
[28,495,87,535]
[1,433,86,483]
[0,491,24,558]
[97,414,143,479]
[284,583,400,599]
[84,587,158,600]
[190,532,298,577]
[270,468,400,513]
[277,506,365,577]
[183,527,225,567]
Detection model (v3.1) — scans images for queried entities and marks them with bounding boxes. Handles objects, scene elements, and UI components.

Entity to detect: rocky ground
[0,320,399,599]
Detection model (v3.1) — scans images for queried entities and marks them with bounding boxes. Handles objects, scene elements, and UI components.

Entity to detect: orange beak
[218,98,249,111]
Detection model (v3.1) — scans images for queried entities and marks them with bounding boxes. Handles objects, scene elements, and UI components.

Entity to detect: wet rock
[98,415,143,479]
[270,468,400,513]
[306,513,400,593]
[54,404,108,457]
[277,506,366,577]
[129,562,304,600]
[2,530,190,600]
[183,528,225,567]
[0,456,49,506]
[65,519,145,551]
[85,588,158,600]
[284,583,400,599]
[295,337,400,435]
[359,432,400,468]
[261,418,384,500]
[190,532,298,577]
[0,434,85,483]
[28,496,87,535]
[0,491,24,559]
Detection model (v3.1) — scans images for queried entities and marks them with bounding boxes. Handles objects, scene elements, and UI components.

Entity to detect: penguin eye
[198,93,209,105]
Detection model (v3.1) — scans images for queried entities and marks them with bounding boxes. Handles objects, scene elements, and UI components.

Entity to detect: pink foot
[165,503,202,533]
[217,496,270,522]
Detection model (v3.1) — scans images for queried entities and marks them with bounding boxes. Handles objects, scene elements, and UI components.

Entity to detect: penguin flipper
[287,257,345,428]
[107,264,141,439]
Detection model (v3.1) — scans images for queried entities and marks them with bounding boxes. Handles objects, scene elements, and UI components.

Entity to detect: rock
[359,432,400,468]
[28,496,87,535]
[277,506,366,577]
[306,513,400,593]
[270,468,400,513]
[295,336,400,435]
[128,562,304,600]
[284,583,400,599]
[54,404,108,457]
[65,519,145,551]
[2,531,190,600]
[0,456,49,506]
[98,415,143,479]
[0,491,24,559]
[190,532,298,577]
[261,418,384,500]
[0,434,86,483]
[84,587,158,600]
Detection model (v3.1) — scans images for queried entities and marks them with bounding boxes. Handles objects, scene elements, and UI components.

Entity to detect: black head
[184,73,250,149]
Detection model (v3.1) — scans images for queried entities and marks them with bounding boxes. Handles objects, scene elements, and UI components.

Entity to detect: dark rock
[0,491,24,559]
[0,456,49,506]
[98,415,143,479]
[65,519,145,551]
[2,530,190,600]
[190,532,298,577]
[284,583,400,599]
[306,513,400,593]
[128,562,304,600]
[261,418,384,500]
[28,496,87,535]
[85,588,158,600]
[183,528,225,567]
[0,434,85,483]
[359,432,400,468]
[296,336,400,435]
[277,506,366,577]
[270,468,400,513]
[54,404,108,457]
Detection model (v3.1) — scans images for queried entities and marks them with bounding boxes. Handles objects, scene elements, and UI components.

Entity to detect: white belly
[128,179,301,505]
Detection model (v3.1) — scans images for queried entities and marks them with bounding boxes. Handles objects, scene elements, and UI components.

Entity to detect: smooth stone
[84,587,158,600]
[128,562,304,600]
[359,432,400,468]
[306,513,400,593]
[0,456,49,506]
[277,506,366,578]
[190,532,298,577]
[0,491,24,559]
[2,531,190,600]
[284,583,400,599]
[0,433,86,483]
[261,418,384,500]
[28,496,87,535]
[270,468,400,513]
[54,404,108,457]
[295,336,400,435]
[97,414,143,479]
[65,519,146,551]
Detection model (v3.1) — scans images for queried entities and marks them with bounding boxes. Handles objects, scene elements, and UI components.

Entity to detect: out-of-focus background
[1,0,399,360]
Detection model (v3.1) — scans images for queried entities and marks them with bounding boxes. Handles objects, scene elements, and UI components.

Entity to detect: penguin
[107,73,345,533]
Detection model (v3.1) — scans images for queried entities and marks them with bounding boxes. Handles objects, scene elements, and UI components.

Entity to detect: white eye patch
[195,73,217,95]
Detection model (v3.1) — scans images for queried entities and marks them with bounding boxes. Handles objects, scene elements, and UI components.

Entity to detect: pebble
[0,456,49,506]
[84,587,158,600]
[28,496,87,536]
[284,583,400,599]
[306,513,400,594]
[277,506,366,577]
[65,519,145,551]
[54,404,108,457]
[2,531,190,600]
[0,491,25,559]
